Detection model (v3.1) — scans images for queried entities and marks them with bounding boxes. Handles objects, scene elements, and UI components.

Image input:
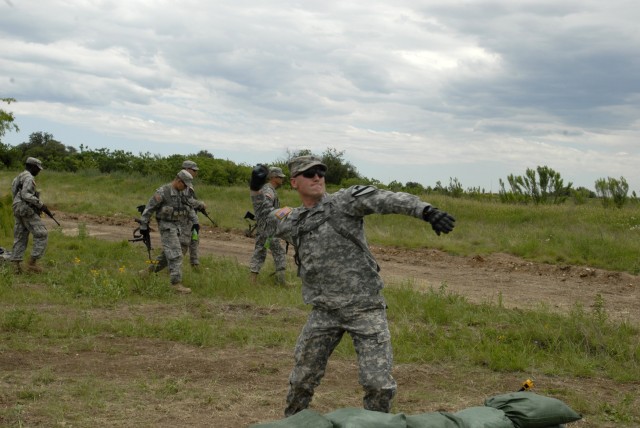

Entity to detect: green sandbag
[484,392,581,428]
[406,411,467,428]
[325,407,408,428]
[455,406,515,428]
[249,409,333,428]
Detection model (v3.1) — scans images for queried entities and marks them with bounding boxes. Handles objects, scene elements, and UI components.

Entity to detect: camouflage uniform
[180,187,205,266]
[10,169,48,262]
[250,182,287,276]
[254,184,432,416]
[140,181,198,285]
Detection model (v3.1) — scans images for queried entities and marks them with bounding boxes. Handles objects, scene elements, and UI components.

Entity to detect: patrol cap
[288,155,327,177]
[176,169,194,189]
[268,167,286,178]
[182,160,199,171]
[26,157,44,170]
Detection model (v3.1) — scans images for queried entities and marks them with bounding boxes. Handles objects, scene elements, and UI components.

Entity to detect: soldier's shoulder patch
[153,194,163,202]
[350,185,377,197]
[274,207,292,220]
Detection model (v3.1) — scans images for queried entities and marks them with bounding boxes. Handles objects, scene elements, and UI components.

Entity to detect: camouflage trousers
[11,212,48,261]
[249,231,286,273]
[152,222,183,285]
[284,306,397,417]
[179,220,200,266]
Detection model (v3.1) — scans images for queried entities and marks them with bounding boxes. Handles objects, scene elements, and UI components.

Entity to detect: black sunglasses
[299,167,326,179]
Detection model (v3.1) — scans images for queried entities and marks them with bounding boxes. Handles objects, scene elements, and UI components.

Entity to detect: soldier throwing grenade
[250,156,455,416]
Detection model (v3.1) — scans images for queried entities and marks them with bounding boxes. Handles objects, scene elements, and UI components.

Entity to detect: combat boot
[138,265,155,277]
[275,270,287,286]
[171,283,192,294]
[250,272,259,284]
[26,257,43,273]
[12,261,22,274]
[275,270,293,287]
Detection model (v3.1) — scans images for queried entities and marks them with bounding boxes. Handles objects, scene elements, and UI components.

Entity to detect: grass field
[0,169,639,426]
[2,169,640,273]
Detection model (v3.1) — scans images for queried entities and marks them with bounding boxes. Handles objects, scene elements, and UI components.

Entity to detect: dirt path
[58,212,640,324]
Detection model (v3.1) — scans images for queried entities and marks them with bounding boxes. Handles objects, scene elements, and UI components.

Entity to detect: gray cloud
[1,0,639,190]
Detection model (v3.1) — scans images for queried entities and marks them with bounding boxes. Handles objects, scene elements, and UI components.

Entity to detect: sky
[1,0,639,192]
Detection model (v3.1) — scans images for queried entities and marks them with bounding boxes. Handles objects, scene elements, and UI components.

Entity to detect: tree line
[1,98,635,208]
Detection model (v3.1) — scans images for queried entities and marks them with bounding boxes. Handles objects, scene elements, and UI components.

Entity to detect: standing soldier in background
[138,170,197,294]
[249,166,288,285]
[180,160,206,270]
[250,156,455,417]
[10,157,49,273]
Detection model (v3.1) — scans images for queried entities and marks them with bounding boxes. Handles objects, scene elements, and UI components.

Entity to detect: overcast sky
[2,0,639,192]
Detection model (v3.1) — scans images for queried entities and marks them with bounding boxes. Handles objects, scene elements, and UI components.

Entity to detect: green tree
[571,187,595,205]
[15,132,78,170]
[0,98,19,138]
[446,177,464,198]
[499,166,572,204]
[285,147,360,185]
[320,147,359,185]
[404,181,425,195]
[0,98,20,168]
[595,177,629,208]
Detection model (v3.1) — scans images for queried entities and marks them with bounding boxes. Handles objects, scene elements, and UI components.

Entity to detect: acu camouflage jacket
[253,185,431,310]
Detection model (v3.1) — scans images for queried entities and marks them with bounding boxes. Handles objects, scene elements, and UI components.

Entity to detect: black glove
[191,223,200,233]
[423,206,456,236]
[249,164,269,191]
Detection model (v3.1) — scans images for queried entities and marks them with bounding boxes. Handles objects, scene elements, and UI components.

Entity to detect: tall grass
[2,170,640,273]
[387,282,638,382]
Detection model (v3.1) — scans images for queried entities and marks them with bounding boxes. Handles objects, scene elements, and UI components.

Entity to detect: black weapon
[198,207,217,227]
[243,211,257,237]
[129,218,152,260]
[130,205,152,259]
[40,205,61,226]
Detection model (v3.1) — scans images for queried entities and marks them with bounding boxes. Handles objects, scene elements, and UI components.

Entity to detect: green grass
[1,170,640,425]
[3,170,640,273]
[0,228,638,425]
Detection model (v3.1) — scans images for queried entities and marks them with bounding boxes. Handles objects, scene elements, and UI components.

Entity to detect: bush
[595,177,629,208]
[499,166,572,205]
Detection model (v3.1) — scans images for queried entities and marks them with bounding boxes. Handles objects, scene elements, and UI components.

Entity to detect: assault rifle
[129,220,152,260]
[243,211,256,237]
[29,190,60,226]
[40,205,61,226]
[197,207,217,227]
[129,205,151,260]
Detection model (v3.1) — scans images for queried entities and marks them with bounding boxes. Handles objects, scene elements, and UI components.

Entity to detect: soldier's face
[272,176,284,188]
[175,179,187,191]
[291,169,325,201]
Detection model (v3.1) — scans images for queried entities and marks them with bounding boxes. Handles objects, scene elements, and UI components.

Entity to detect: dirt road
[59,212,640,324]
